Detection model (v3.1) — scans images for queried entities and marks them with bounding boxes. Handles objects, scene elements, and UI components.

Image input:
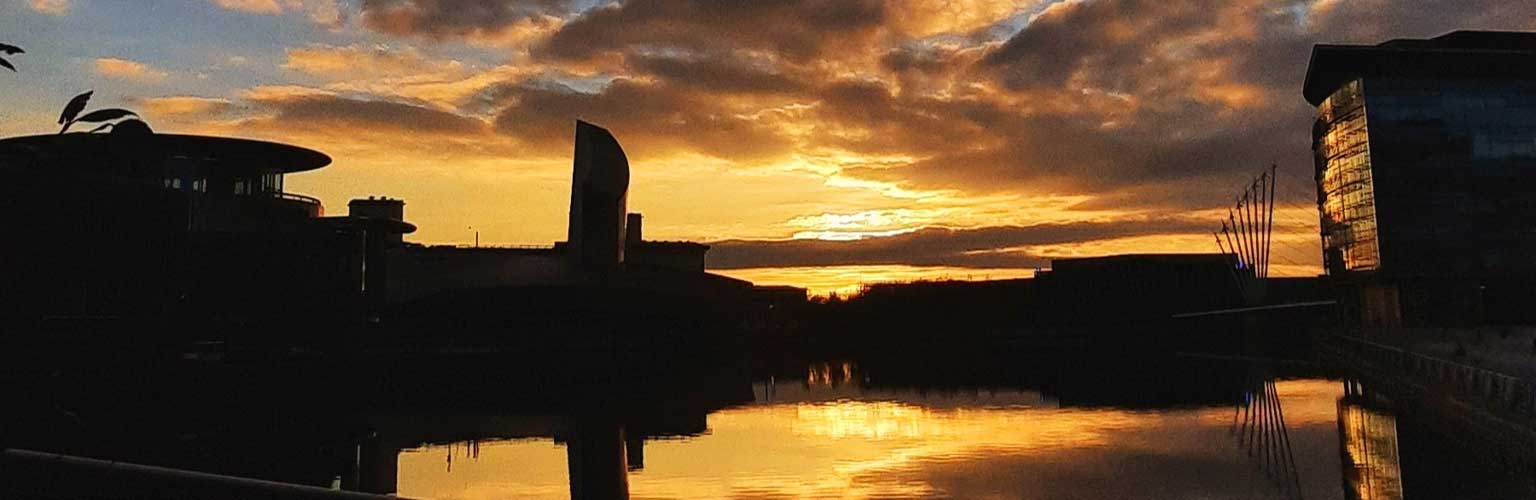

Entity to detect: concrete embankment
[1318,334,1536,472]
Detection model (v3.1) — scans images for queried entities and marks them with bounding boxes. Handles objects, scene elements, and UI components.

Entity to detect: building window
[259,173,283,193]
[1315,79,1382,273]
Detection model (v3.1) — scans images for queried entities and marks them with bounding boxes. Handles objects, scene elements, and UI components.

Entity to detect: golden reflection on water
[398,379,1345,500]
[1338,401,1404,500]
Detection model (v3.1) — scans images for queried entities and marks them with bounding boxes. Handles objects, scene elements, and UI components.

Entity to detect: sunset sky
[4,0,1534,294]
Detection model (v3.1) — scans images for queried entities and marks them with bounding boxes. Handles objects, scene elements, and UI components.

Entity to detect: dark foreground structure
[0,125,413,354]
[0,119,775,361]
[804,253,1327,357]
[1306,30,1536,326]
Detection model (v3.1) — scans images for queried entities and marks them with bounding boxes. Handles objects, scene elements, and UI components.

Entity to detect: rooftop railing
[262,191,324,217]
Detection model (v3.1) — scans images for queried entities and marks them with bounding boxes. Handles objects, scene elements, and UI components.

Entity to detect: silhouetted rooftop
[631,240,709,250]
[1303,31,1536,105]
[0,133,331,174]
[1049,253,1233,269]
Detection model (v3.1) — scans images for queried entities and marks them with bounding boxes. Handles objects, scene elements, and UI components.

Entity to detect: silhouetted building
[1305,30,1536,326]
[567,120,630,272]
[0,128,413,349]
[750,285,809,307]
[349,197,407,245]
[1036,254,1244,322]
[379,122,747,312]
[623,213,709,273]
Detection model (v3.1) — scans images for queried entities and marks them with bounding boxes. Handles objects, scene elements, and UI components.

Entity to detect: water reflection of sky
[398,379,1345,500]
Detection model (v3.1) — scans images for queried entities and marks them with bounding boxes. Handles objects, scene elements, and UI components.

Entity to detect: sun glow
[713,265,1037,297]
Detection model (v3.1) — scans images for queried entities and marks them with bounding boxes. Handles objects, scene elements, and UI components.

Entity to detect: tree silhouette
[57,90,143,134]
[0,42,22,72]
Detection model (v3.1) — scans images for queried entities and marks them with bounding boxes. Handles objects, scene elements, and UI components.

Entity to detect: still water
[5,354,1528,499]
[395,362,1368,500]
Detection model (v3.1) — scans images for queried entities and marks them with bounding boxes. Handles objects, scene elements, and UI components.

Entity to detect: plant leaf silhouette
[75,108,138,123]
[85,122,116,134]
[0,57,13,72]
[0,43,21,55]
[59,91,92,125]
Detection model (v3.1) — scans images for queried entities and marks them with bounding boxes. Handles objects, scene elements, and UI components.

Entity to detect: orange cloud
[282,44,465,79]
[28,0,71,15]
[135,96,232,117]
[212,0,342,26]
[93,58,169,82]
[212,0,281,14]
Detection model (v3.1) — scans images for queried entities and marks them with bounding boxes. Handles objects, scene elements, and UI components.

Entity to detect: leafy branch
[0,42,22,72]
[57,91,141,134]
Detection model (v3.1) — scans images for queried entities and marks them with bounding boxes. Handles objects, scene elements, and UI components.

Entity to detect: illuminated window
[1315,79,1381,273]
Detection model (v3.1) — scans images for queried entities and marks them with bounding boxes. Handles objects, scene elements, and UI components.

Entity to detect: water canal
[388,357,1529,500]
[3,351,1531,499]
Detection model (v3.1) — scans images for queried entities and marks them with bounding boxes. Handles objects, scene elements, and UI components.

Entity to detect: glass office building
[1305,31,1536,325]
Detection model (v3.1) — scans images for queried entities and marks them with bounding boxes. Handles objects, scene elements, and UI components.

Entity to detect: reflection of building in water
[1231,378,1303,499]
[1337,381,1404,500]
[806,361,857,388]
[754,362,1058,410]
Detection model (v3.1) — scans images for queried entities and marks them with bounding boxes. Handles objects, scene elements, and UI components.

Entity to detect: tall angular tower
[567,120,630,272]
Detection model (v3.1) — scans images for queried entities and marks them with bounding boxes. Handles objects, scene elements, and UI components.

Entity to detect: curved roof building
[0,131,333,228]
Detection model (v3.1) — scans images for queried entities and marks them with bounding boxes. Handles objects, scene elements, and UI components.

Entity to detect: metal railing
[1329,334,1536,417]
[266,191,324,216]
[1,449,407,500]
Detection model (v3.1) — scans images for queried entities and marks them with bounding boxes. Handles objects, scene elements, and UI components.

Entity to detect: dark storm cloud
[627,53,810,95]
[492,78,797,160]
[1301,0,1536,42]
[253,94,491,136]
[357,0,1536,206]
[843,103,1310,200]
[534,0,889,63]
[846,0,1536,206]
[980,0,1223,92]
[361,0,577,38]
[705,217,1214,269]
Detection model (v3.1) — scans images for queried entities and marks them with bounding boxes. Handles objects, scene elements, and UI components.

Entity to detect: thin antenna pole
[1230,210,1249,271]
[1253,176,1266,278]
[1243,200,1256,271]
[1222,226,1247,297]
[1267,164,1278,279]
[1242,191,1257,274]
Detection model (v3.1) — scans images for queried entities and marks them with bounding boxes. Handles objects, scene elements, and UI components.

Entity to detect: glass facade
[1315,79,1381,274]
[1362,78,1536,276]
[1315,77,1536,277]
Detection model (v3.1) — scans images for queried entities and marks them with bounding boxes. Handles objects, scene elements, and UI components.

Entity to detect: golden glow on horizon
[714,265,1038,297]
